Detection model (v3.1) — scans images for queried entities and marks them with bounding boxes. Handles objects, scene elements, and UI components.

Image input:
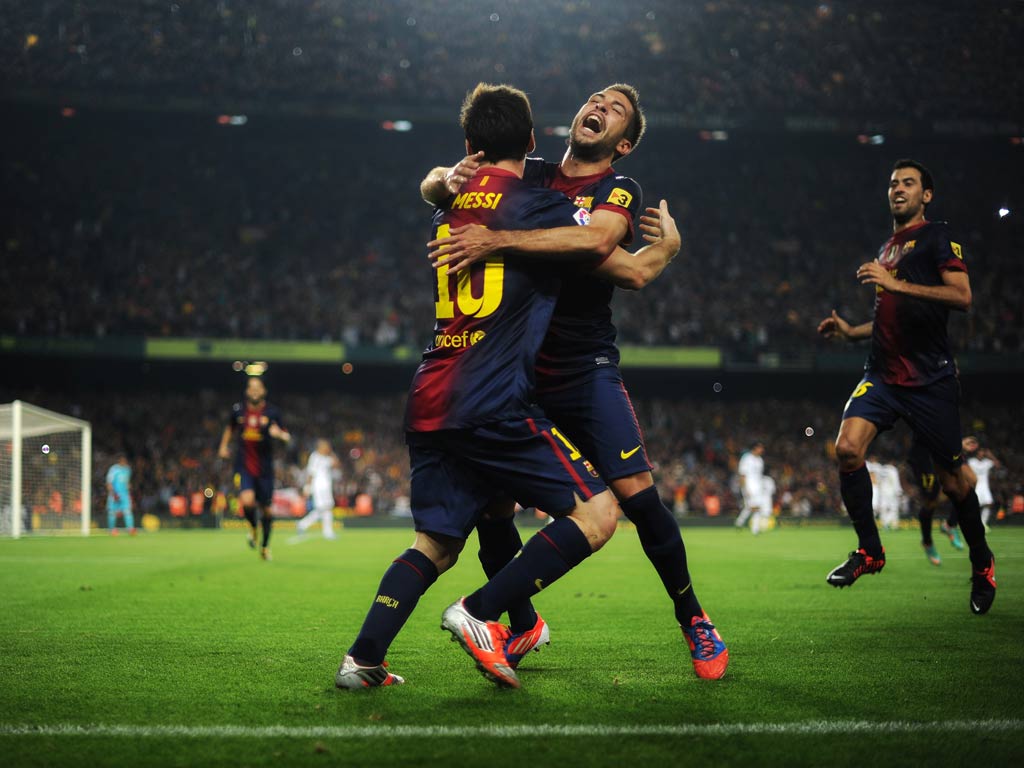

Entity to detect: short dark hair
[892,158,934,193]
[460,83,534,163]
[604,83,646,159]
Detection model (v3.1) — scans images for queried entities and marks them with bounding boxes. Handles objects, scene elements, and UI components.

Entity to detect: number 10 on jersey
[433,224,505,320]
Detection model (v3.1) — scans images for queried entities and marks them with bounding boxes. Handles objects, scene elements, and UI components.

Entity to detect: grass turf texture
[1,524,1021,767]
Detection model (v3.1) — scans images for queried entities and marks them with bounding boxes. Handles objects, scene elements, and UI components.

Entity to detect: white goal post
[0,400,92,538]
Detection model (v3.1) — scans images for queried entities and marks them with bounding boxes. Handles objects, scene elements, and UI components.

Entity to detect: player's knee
[834,437,865,470]
[573,491,619,552]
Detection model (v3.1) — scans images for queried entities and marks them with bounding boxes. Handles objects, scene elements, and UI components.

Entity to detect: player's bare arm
[217,426,233,459]
[817,310,872,341]
[269,423,291,444]
[420,152,485,204]
[596,200,680,290]
[428,208,629,275]
[857,261,972,311]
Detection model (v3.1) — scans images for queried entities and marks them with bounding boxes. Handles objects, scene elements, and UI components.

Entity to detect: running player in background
[908,437,944,565]
[817,159,996,614]
[218,377,291,561]
[105,453,134,536]
[422,84,727,680]
[964,436,1000,530]
[297,439,339,539]
[736,441,765,530]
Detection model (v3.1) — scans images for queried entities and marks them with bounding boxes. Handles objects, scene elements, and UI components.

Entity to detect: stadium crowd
[3,1,1022,120]
[5,387,1019,526]
[3,112,1022,358]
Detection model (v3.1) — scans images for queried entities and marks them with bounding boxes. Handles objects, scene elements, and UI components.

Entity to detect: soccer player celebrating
[817,159,996,614]
[218,376,291,561]
[421,84,727,679]
[105,453,134,535]
[336,83,680,691]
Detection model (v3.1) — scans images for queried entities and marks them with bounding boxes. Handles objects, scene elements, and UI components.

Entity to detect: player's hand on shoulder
[443,151,485,195]
[427,223,499,275]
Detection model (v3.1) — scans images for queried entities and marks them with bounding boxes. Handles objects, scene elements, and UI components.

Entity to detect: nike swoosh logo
[534,578,544,591]
[620,446,641,460]
[952,454,961,461]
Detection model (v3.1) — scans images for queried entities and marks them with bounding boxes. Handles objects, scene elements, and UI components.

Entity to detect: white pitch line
[1,720,1021,739]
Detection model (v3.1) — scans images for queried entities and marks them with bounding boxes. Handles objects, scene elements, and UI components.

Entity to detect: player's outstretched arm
[269,423,291,444]
[857,261,972,311]
[420,152,485,205]
[595,200,680,290]
[817,310,872,341]
[428,209,627,275]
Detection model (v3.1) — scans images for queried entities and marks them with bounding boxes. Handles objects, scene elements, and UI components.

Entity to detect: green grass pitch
[1,523,1021,767]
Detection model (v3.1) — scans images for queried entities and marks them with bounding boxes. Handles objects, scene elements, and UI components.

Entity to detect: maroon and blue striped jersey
[866,220,967,387]
[404,167,583,432]
[522,158,643,389]
[228,402,284,477]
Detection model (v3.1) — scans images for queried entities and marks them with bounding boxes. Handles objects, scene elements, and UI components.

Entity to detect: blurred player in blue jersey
[105,453,134,535]
[336,83,680,691]
[218,376,291,561]
[421,84,727,679]
[818,159,995,614]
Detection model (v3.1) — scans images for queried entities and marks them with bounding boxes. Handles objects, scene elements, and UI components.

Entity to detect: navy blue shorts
[906,435,940,501]
[842,373,964,472]
[236,470,274,506]
[406,417,607,540]
[537,366,652,482]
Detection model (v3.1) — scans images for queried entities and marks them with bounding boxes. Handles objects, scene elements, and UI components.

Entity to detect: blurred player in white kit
[735,441,765,529]
[297,439,340,539]
[964,436,999,530]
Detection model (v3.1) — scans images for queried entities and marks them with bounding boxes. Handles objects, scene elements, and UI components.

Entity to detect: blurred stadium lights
[60,107,76,118]
[232,360,268,376]
[856,134,885,145]
[698,130,729,141]
[216,114,248,126]
[544,126,571,137]
[998,207,1011,218]
[381,120,413,131]
[1011,137,1023,145]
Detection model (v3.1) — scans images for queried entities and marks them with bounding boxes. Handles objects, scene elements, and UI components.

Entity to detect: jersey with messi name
[522,158,643,389]
[405,166,583,432]
[866,220,967,387]
[228,402,284,478]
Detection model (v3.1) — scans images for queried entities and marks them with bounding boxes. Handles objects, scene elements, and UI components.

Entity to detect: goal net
[0,401,92,538]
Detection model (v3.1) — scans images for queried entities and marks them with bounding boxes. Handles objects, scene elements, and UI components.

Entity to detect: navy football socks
[464,516,592,621]
[918,507,934,547]
[242,505,258,532]
[260,510,273,548]
[951,488,992,568]
[349,548,439,666]
[840,465,883,558]
[476,515,538,633]
[620,486,703,624]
